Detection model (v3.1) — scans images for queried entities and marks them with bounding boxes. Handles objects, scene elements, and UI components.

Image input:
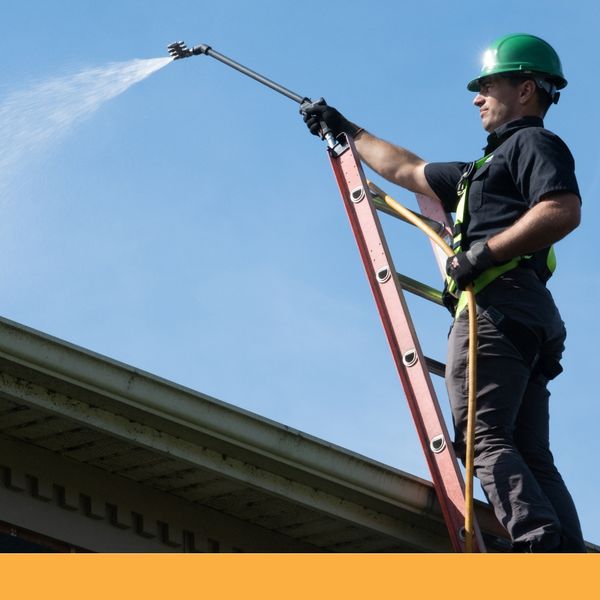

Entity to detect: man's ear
[519,80,537,104]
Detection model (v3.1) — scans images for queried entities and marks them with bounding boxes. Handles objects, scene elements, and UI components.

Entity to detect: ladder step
[396,273,443,306]
[425,356,446,378]
[369,187,448,237]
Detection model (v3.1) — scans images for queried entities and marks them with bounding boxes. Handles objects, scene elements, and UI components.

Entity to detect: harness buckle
[456,161,476,195]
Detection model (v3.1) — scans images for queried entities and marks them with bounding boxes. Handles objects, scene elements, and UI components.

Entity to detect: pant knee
[474,429,514,458]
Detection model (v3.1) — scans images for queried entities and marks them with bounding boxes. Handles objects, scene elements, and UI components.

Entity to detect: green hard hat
[467,33,567,91]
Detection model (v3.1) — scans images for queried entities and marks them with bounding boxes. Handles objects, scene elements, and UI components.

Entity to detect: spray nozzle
[167,41,192,60]
[167,41,212,60]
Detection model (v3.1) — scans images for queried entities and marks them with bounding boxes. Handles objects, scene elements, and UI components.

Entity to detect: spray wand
[167,41,337,148]
[169,39,480,551]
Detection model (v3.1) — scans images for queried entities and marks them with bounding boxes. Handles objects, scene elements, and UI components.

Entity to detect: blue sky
[1,1,599,544]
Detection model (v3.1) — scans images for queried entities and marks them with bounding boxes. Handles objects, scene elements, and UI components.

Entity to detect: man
[303,33,586,552]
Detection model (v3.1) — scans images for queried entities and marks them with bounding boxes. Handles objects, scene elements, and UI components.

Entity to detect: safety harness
[444,154,557,317]
[443,155,562,378]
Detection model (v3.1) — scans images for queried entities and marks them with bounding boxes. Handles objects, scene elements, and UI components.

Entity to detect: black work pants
[446,275,586,552]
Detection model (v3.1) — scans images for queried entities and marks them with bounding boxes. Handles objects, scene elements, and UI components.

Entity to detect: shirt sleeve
[508,129,581,207]
[424,161,468,212]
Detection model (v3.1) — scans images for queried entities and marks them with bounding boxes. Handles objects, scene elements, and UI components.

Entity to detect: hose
[369,182,478,552]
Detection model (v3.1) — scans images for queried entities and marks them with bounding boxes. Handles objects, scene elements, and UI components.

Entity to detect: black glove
[300,98,363,139]
[446,241,497,291]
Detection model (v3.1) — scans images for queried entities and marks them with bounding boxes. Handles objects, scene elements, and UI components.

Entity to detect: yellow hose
[369,181,478,552]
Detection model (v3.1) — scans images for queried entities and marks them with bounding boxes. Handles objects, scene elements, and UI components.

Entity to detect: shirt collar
[484,116,544,154]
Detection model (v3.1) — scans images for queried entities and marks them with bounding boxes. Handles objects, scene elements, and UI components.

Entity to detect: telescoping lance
[167,41,337,149]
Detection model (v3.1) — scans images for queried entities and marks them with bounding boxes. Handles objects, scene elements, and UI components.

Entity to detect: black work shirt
[424,116,581,251]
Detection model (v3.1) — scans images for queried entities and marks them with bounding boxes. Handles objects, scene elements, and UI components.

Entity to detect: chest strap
[451,154,491,255]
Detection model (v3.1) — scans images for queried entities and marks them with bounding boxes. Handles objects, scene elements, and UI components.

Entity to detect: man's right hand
[300,99,362,139]
[301,100,436,201]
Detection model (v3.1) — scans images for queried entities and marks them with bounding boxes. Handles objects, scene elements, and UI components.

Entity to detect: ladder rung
[396,273,443,306]
[369,188,448,237]
[425,356,446,378]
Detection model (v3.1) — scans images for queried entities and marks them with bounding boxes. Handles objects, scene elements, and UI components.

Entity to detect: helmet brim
[467,70,567,92]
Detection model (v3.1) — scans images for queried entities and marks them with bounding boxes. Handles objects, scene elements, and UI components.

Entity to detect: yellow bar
[2,554,598,599]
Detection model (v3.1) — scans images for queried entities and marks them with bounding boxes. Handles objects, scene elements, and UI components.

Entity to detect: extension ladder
[327,133,485,552]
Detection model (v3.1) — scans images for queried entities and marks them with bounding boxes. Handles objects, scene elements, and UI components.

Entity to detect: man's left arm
[447,192,580,291]
[486,192,581,262]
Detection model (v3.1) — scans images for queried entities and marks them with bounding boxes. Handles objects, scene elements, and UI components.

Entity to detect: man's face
[473,75,523,132]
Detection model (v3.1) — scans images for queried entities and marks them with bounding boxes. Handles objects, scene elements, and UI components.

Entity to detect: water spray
[167,41,337,149]
[0,57,171,200]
